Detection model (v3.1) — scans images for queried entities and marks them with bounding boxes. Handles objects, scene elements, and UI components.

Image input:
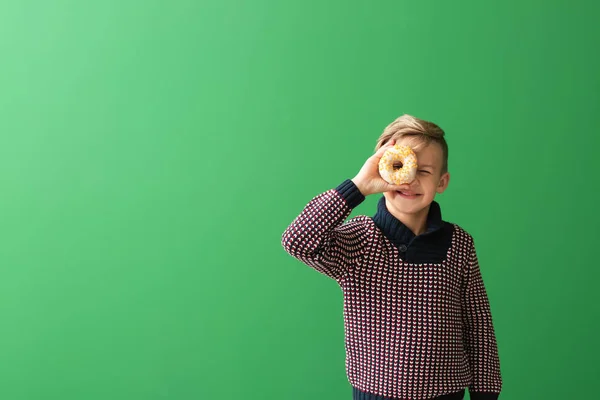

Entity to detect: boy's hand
[351,139,407,196]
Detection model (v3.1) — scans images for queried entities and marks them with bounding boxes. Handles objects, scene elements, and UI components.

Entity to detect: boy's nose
[399,180,417,190]
[399,179,420,192]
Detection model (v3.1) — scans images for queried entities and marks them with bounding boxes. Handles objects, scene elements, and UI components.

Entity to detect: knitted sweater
[280,179,503,400]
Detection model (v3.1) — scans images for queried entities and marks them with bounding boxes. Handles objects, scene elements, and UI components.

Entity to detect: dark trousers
[352,387,465,400]
[432,389,465,400]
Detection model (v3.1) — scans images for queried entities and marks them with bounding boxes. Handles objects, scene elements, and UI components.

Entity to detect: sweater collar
[372,195,444,246]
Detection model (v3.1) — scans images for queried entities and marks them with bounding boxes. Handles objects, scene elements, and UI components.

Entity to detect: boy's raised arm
[281,139,406,283]
[461,239,503,400]
[280,179,366,282]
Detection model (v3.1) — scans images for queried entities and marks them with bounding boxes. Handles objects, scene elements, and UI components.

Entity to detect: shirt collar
[372,195,444,247]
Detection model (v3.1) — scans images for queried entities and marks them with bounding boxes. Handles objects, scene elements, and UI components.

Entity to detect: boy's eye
[418,170,431,174]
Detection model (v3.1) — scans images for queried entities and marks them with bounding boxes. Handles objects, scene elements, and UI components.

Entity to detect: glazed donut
[378,144,418,185]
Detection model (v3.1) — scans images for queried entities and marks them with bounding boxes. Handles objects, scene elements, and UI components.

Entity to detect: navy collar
[372,195,444,247]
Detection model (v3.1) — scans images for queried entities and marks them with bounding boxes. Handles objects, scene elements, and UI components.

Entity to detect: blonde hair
[375,114,448,175]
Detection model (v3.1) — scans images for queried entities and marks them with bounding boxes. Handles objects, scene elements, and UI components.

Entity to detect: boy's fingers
[375,141,395,157]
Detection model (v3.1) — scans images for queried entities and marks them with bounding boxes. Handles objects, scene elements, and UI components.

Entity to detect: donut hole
[393,163,403,170]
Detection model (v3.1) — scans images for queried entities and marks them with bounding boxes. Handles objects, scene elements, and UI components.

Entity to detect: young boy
[281,115,503,400]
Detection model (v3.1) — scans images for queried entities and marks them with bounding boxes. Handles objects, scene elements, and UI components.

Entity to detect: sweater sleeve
[280,179,366,283]
[461,239,503,400]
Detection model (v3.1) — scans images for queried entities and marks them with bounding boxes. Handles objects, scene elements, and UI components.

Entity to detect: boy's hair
[375,114,449,176]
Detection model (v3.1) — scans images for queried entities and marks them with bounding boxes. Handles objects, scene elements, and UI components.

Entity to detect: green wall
[0,1,598,399]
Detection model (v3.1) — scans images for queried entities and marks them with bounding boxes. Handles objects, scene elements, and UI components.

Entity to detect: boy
[281,115,502,400]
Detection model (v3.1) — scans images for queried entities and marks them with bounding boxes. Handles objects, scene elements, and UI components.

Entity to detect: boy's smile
[395,190,421,199]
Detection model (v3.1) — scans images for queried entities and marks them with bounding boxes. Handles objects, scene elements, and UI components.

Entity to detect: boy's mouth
[396,191,421,198]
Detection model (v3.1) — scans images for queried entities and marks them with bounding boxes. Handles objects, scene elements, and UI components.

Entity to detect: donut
[378,144,418,185]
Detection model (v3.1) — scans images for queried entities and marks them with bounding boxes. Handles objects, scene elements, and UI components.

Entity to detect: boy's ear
[436,172,450,194]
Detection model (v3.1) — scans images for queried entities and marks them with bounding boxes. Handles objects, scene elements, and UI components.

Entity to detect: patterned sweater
[281,179,503,400]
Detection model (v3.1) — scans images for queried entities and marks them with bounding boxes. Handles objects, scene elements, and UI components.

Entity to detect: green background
[0,1,598,399]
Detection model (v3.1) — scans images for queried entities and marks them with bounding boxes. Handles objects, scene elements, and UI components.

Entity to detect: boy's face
[382,136,450,214]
